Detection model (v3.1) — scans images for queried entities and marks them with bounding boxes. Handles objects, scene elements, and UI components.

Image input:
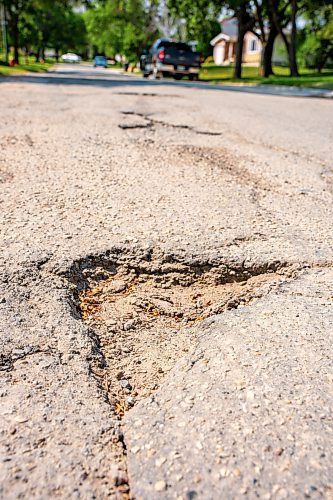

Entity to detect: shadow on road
[1,69,331,98]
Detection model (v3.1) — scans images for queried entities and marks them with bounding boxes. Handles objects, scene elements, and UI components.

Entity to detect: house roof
[210,17,239,45]
[221,17,238,38]
[211,16,269,46]
[210,33,232,46]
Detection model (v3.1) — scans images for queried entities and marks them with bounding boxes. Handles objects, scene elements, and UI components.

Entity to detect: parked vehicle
[93,55,108,68]
[61,53,81,63]
[142,40,201,80]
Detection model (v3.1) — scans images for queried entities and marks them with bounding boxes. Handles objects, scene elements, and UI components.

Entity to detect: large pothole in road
[67,248,291,418]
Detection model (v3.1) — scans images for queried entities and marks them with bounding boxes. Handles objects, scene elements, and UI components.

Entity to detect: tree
[249,0,284,77]
[32,2,87,60]
[84,0,159,61]
[3,0,87,63]
[298,2,333,71]
[233,1,255,78]
[3,0,27,63]
[19,8,41,60]
[167,0,220,57]
[289,0,298,76]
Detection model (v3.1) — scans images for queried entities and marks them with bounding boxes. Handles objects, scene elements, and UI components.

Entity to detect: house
[210,18,261,65]
[210,17,287,66]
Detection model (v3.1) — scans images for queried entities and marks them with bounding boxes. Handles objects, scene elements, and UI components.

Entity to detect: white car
[61,53,81,63]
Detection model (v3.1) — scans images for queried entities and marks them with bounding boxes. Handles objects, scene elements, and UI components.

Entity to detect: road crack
[0,346,52,372]
[119,111,222,136]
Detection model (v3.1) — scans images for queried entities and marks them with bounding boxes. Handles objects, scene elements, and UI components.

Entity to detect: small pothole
[67,249,289,416]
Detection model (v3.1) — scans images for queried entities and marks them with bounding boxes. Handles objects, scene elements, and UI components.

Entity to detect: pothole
[67,248,290,416]
[65,248,294,496]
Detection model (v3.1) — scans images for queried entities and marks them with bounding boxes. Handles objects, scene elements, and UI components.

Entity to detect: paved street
[0,65,332,498]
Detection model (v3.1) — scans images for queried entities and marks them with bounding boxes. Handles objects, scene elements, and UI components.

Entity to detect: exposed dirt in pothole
[64,248,296,498]
[67,249,292,418]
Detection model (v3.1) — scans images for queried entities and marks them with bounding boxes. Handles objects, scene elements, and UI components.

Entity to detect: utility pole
[0,1,8,65]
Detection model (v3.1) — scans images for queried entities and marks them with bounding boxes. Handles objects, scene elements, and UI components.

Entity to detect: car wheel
[189,74,199,81]
[174,74,182,80]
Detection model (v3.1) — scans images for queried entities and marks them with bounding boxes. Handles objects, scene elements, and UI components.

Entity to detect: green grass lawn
[200,64,333,90]
[0,57,54,76]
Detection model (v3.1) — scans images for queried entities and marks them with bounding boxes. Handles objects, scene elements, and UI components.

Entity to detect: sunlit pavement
[0,61,332,498]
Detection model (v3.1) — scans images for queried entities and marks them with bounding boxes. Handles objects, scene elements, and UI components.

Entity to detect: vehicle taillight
[158,50,165,61]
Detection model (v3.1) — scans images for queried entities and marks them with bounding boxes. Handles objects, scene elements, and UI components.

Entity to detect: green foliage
[298,4,333,70]
[18,9,41,51]
[196,20,221,57]
[3,0,87,61]
[167,0,220,56]
[84,0,159,60]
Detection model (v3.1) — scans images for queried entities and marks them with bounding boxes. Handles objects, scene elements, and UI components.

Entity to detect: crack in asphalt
[119,123,150,130]
[119,110,222,136]
[0,346,50,372]
[115,92,181,98]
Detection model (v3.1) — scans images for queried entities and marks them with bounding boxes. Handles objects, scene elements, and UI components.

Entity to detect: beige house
[210,31,262,65]
[210,17,288,66]
[210,18,262,65]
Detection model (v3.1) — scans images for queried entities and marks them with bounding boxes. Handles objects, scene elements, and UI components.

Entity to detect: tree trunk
[263,24,278,77]
[318,50,329,73]
[234,31,245,78]
[1,3,9,64]
[7,1,23,65]
[269,0,298,77]
[289,0,299,76]
[35,49,40,63]
[234,3,247,79]
[12,14,20,64]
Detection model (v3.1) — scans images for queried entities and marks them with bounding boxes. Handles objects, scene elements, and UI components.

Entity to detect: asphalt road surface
[0,64,332,499]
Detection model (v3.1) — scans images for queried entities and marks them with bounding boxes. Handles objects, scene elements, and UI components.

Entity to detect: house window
[249,39,258,52]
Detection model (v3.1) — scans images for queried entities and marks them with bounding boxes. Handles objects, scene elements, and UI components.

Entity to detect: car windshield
[95,56,106,61]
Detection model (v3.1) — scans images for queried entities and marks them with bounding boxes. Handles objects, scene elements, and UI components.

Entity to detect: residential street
[0,64,332,498]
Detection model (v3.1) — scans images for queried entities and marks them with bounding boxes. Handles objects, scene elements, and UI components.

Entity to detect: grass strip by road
[0,59,54,76]
[200,65,333,90]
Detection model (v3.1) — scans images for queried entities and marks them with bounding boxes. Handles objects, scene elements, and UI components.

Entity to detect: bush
[204,56,215,64]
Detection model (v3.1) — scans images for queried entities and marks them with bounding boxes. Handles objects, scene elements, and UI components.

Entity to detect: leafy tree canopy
[84,0,160,60]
